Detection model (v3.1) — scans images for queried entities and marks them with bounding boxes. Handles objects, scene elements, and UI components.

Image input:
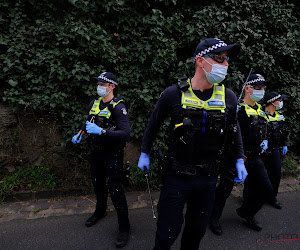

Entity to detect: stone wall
[0,103,140,174]
[0,104,18,172]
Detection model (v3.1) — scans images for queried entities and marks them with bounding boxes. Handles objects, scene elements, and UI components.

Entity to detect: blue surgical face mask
[97,85,108,97]
[250,89,265,102]
[202,59,228,84]
[276,101,283,110]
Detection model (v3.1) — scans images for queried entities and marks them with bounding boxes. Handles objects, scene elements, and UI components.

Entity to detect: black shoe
[210,217,222,236]
[245,217,262,231]
[271,201,282,209]
[85,212,107,227]
[115,230,130,248]
[236,209,262,231]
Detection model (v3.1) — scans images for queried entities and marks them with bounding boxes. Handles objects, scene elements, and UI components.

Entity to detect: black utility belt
[244,150,260,158]
[86,136,125,153]
[265,147,281,154]
[268,142,281,149]
[171,160,219,178]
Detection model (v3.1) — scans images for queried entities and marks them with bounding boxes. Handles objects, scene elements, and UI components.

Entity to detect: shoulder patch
[121,107,127,115]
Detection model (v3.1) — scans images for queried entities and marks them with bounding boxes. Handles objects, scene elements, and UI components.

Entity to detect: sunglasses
[250,85,267,90]
[203,53,229,63]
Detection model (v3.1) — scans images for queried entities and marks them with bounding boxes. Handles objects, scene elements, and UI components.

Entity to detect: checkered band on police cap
[264,91,288,104]
[193,38,240,62]
[266,94,281,103]
[193,38,228,62]
[246,74,266,86]
[96,72,118,85]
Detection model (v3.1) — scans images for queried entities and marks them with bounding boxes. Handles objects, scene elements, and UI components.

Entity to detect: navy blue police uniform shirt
[141,83,244,159]
[86,98,130,142]
[238,103,258,151]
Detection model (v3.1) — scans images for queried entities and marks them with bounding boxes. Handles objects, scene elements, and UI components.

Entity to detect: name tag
[207,101,224,106]
[99,111,109,115]
[184,98,199,105]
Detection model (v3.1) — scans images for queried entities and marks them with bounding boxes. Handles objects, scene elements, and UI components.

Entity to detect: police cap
[94,72,118,85]
[245,74,268,87]
[193,38,240,62]
[264,91,288,104]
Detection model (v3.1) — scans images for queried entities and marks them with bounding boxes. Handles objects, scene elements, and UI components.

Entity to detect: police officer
[262,91,289,209]
[138,38,247,250]
[236,74,273,231]
[71,72,131,248]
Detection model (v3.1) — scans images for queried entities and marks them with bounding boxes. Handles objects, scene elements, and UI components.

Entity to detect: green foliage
[129,160,162,191]
[282,157,298,172]
[0,165,56,203]
[1,0,299,162]
[33,208,41,214]
[281,153,299,177]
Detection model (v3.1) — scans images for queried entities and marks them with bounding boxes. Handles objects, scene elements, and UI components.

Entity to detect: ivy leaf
[8,79,18,87]
[68,0,78,5]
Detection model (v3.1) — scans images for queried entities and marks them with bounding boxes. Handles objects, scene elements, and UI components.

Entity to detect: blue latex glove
[72,133,82,144]
[260,140,268,154]
[282,146,288,155]
[234,158,248,183]
[138,152,150,173]
[86,121,102,135]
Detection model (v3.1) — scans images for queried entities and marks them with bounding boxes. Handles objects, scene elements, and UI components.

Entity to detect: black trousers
[90,149,130,232]
[210,167,235,220]
[237,156,273,217]
[262,148,282,202]
[153,170,218,250]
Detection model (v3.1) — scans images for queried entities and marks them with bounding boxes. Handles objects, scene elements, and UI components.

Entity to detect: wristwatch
[101,129,107,136]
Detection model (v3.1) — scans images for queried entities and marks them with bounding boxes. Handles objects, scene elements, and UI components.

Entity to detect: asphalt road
[1,191,300,250]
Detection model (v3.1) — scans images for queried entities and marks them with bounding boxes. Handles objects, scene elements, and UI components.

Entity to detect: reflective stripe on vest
[268,111,285,122]
[239,102,269,121]
[180,79,226,113]
[89,97,123,118]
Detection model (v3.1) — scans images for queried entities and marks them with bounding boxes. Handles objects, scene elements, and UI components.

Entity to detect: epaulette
[108,97,124,112]
[177,77,189,92]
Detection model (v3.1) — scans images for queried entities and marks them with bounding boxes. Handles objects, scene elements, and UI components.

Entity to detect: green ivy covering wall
[1,0,299,155]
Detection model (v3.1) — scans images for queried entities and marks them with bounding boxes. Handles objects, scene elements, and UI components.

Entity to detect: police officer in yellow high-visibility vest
[137,38,247,250]
[236,74,273,232]
[71,72,131,248]
[262,91,289,209]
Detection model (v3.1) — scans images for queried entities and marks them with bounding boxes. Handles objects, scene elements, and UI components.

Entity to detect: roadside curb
[0,178,299,223]
[0,191,160,223]
[3,188,93,203]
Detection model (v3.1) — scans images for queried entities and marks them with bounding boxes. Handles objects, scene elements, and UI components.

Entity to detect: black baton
[143,166,156,219]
